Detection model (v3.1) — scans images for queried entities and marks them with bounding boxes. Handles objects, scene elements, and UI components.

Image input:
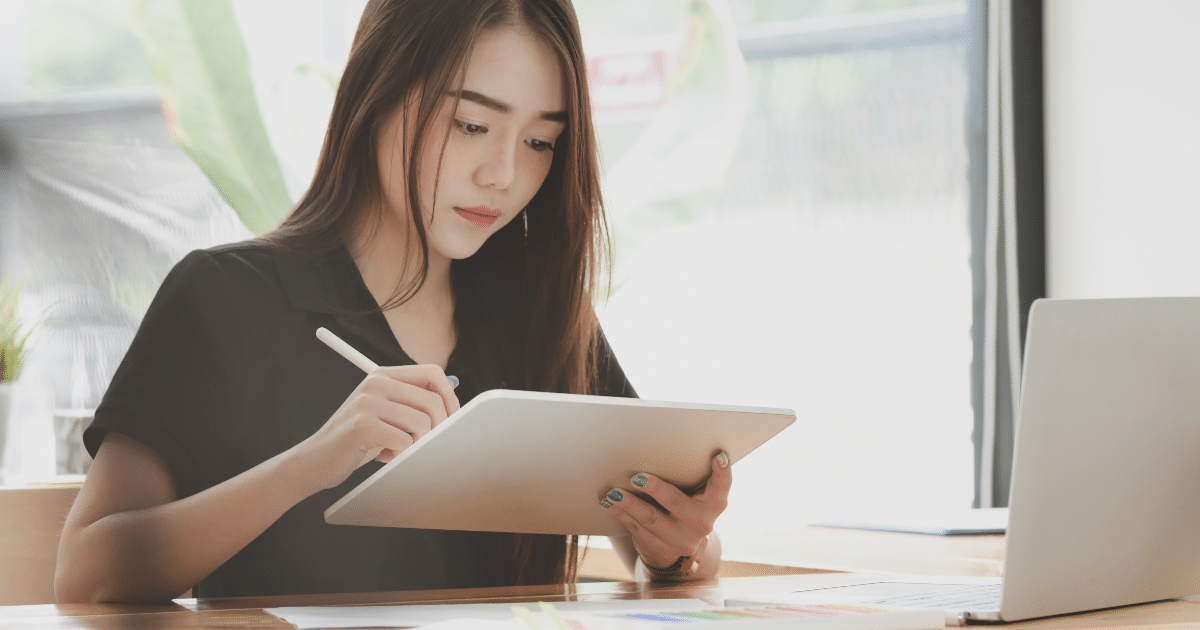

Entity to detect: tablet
[324,390,795,536]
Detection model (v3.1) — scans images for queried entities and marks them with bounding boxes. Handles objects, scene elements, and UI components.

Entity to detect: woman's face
[376,24,566,262]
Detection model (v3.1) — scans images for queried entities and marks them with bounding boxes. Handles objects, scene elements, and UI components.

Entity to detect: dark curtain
[970,0,1045,508]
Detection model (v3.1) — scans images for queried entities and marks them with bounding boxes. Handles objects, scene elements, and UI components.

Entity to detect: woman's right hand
[56,366,457,603]
[291,364,460,492]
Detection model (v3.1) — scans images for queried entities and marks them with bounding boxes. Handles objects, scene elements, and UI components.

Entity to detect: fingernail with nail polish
[599,499,613,509]
[632,474,649,488]
[606,488,624,503]
[716,451,730,469]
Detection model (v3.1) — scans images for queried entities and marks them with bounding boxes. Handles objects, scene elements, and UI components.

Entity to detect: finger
[601,497,700,569]
[362,373,447,430]
[360,423,415,466]
[600,488,695,553]
[359,392,435,440]
[357,448,383,468]
[600,491,676,554]
[373,424,416,463]
[631,472,714,538]
[698,451,733,508]
[630,472,692,516]
[377,365,460,419]
[422,371,460,418]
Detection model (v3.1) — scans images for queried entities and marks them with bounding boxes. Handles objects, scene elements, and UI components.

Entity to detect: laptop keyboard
[866,583,1002,611]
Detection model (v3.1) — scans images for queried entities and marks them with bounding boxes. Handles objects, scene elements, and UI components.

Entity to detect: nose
[474,138,517,190]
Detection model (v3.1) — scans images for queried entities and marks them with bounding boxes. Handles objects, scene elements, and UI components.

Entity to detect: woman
[55,0,730,603]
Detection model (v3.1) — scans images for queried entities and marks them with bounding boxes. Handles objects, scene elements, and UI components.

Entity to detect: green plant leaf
[0,278,34,383]
[128,0,292,235]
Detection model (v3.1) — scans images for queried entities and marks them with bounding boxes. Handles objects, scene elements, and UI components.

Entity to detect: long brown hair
[261,0,608,585]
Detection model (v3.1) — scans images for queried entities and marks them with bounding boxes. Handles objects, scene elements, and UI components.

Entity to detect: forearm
[609,531,723,583]
[56,449,315,603]
[608,534,639,577]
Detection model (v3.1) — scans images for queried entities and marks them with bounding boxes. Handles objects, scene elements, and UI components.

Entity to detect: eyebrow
[454,89,568,123]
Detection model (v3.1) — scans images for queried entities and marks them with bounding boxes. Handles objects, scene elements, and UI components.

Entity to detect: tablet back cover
[324,390,794,536]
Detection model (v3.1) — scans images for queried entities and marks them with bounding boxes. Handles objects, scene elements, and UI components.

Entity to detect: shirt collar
[272,243,372,315]
[272,243,413,366]
[270,242,502,383]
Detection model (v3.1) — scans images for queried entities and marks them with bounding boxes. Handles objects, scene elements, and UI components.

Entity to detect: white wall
[1044,0,1200,299]
[0,1,27,103]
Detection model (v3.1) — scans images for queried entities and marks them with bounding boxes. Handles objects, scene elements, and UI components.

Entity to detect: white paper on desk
[408,620,517,630]
[808,508,1008,536]
[407,614,662,630]
[265,598,713,629]
[411,608,946,630]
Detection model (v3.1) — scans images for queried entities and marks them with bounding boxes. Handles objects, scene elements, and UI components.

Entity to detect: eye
[527,138,555,152]
[455,120,486,135]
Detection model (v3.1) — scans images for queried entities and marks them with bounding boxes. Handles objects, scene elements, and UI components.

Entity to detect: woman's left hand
[601,451,731,580]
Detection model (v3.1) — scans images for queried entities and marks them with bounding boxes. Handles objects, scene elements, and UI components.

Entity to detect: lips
[453,206,502,228]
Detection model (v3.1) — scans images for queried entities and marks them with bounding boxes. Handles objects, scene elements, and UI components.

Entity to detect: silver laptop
[729,297,1200,624]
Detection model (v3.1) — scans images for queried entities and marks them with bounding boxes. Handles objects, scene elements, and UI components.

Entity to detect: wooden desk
[0,485,81,606]
[4,527,1194,628]
[581,525,1005,581]
[3,574,1200,629]
[719,526,1007,577]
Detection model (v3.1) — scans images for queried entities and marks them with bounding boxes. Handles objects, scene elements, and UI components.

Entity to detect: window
[1,1,976,549]
[577,0,974,542]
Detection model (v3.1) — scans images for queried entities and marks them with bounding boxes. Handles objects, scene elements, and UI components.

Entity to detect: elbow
[53,583,91,605]
[54,563,176,604]
[54,546,105,604]
[54,535,83,603]
[55,550,184,604]
[55,513,106,603]
[54,538,117,604]
[54,570,165,604]
[54,563,97,604]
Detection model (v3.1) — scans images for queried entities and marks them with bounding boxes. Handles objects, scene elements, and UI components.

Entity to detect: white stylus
[316,327,379,372]
[315,327,459,388]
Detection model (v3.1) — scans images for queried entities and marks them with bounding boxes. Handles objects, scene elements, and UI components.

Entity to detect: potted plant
[1,278,34,467]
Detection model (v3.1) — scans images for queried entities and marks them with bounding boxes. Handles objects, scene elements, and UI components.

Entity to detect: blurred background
[0,0,974,547]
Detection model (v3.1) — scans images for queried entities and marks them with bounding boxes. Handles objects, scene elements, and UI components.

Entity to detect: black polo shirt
[85,240,634,598]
